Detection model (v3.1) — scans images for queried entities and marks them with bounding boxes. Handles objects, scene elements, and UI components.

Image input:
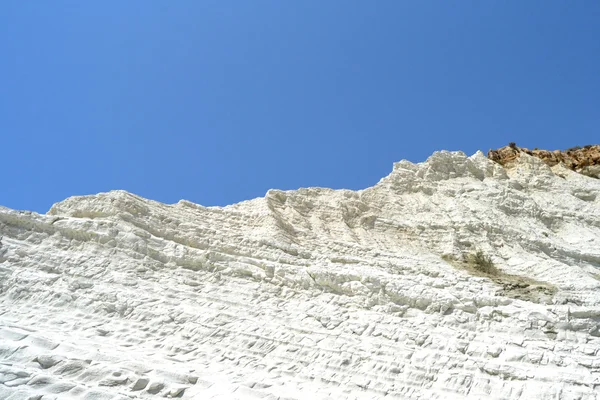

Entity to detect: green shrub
[466,250,497,275]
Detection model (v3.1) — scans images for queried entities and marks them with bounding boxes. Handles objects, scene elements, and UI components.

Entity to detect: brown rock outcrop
[487,144,600,178]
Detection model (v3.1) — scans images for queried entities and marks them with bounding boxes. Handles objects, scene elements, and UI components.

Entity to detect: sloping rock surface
[1,151,600,399]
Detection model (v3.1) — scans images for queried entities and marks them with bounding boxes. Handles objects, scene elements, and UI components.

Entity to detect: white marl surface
[1,150,600,399]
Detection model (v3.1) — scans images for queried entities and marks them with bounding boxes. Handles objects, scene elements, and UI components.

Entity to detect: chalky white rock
[1,151,599,399]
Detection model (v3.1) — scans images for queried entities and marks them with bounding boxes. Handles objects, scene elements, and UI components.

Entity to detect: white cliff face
[1,151,599,400]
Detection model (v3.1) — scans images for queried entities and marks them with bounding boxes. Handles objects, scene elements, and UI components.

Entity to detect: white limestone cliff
[0,150,599,399]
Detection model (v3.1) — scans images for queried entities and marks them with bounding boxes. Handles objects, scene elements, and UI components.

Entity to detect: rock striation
[488,143,600,178]
[1,150,600,399]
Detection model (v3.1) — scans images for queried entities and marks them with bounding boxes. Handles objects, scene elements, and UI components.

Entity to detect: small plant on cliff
[465,250,497,275]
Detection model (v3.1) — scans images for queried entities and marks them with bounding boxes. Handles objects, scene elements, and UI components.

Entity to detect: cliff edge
[488,143,600,178]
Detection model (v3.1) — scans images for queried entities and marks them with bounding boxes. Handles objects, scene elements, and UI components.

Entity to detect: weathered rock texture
[488,143,600,178]
[1,150,600,399]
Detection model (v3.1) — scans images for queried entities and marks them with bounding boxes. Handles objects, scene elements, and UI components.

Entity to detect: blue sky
[2,2,599,213]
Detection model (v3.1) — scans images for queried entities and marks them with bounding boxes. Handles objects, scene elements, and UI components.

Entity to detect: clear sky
[2,2,599,213]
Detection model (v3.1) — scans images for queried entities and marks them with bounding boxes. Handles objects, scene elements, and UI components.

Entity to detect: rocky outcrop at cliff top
[488,143,600,178]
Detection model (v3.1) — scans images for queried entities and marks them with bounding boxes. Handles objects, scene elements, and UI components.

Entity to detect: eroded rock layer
[1,151,600,399]
[488,143,600,178]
